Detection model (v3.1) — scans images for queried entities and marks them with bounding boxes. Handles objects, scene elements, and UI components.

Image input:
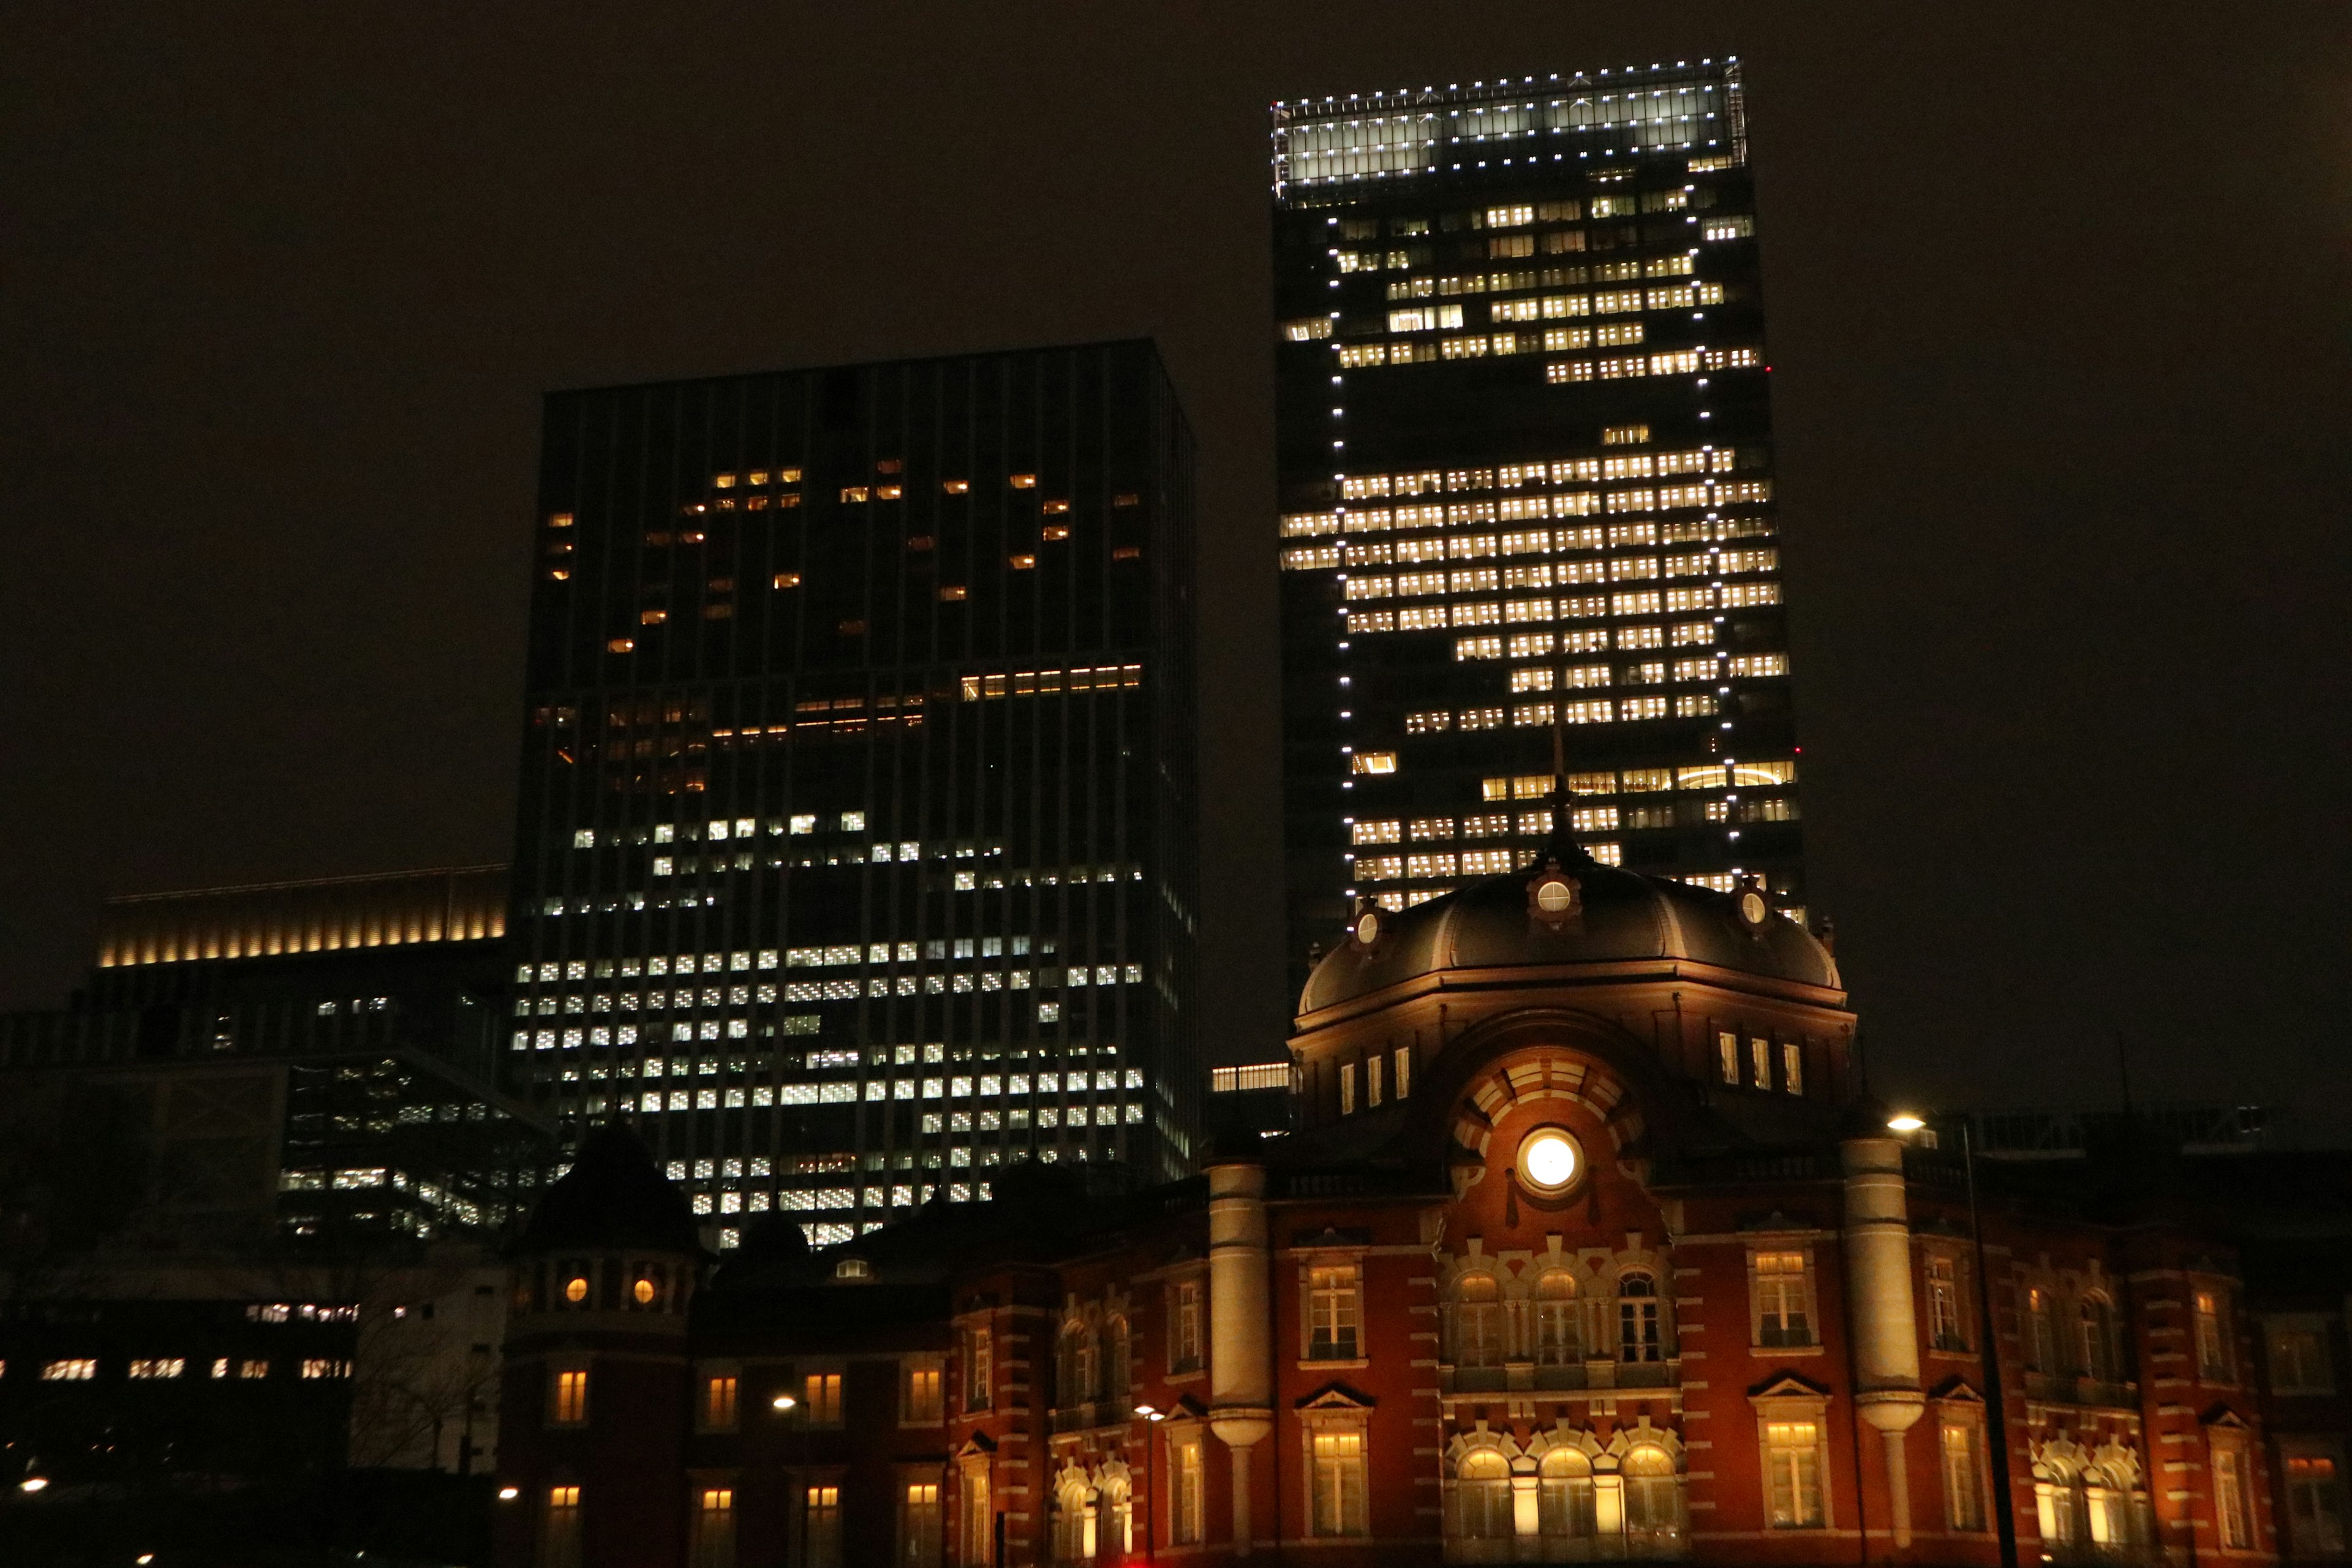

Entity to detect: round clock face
[1739,891,1768,925]
[1535,879,1575,913]
[1355,910,1381,946]
[1517,1126,1584,1195]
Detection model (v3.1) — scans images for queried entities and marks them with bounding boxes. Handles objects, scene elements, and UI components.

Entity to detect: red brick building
[495,843,2349,1566]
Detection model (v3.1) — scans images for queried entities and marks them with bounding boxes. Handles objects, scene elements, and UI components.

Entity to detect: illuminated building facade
[507,341,1200,1244]
[1270,61,1807,981]
[491,853,2348,1568]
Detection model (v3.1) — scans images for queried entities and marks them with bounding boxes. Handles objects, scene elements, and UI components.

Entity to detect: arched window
[2024,1288,2058,1374]
[1622,1446,1681,1534]
[1452,1450,1513,1540]
[2079,1295,2120,1383]
[1532,1271,1581,1365]
[1452,1274,1504,1368]
[1618,1273,1662,1363]
[1099,1473,1133,1557]
[2035,1456,2085,1548]
[1052,1476,1096,1562]
[1539,1448,1596,1537]
[1102,1317,1131,1403]
[1057,1324,1098,1409]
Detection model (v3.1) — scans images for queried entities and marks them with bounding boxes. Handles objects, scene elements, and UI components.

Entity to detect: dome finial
[1536,695,1595,871]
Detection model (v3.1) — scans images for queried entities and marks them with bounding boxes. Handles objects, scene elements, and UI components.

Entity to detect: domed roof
[518,1121,703,1256]
[1299,839,1839,1016]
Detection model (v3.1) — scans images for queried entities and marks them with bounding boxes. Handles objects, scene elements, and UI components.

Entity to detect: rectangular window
[802,1485,842,1568]
[1338,1061,1357,1115]
[2284,1454,2347,1556]
[1754,1252,1811,1346]
[1308,1265,1362,1360]
[1311,1430,1370,1536]
[1174,1435,1207,1543]
[1927,1257,1967,1351]
[1781,1040,1804,1096]
[692,1488,735,1568]
[2195,1291,2233,1381]
[903,1362,944,1423]
[701,1373,738,1430]
[550,1367,588,1426]
[40,1359,97,1381]
[1717,1030,1739,1085]
[2269,1324,2332,1394]
[967,1326,993,1409]
[1172,1281,1204,1374]
[2214,1442,2250,1548]
[1765,1422,1823,1527]
[962,1468,993,1563]
[541,1485,583,1568]
[1751,1036,1772,1088]
[804,1371,843,1425]
[1394,1046,1412,1100]
[1942,1423,1986,1531]
[902,1482,942,1564]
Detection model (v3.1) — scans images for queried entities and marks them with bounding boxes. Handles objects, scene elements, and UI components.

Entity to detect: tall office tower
[508,342,1199,1244]
[1270,61,1806,982]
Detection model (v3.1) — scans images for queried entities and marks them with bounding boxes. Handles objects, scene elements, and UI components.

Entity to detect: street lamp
[772,1394,798,1412]
[18,1477,48,1494]
[1134,1405,1166,1562]
[1891,1112,2016,1568]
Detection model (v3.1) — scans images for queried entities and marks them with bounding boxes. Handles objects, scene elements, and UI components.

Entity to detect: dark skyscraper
[507,342,1199,1245]
[1271,61,1806,981]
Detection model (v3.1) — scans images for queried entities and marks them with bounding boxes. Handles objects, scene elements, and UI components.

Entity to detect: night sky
[7,4,2348,1136]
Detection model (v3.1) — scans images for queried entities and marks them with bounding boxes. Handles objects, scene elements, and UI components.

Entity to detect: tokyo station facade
[492,838,2343,1568]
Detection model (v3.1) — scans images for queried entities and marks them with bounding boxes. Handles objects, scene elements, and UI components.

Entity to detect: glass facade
[508,341,1200,1243]
[1271,61,1806,981]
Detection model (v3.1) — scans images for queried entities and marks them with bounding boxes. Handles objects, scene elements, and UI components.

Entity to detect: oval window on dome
[1517,1126,1583,1196]
[633,1276,657,1306]
[1355,909,1381,945]
[1535,878,1575,913]
[564,1275,589,1304]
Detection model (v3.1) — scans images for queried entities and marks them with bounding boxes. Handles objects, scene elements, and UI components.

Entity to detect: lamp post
[1891,1114,2017,1568]
[1134,1404,1166,1563]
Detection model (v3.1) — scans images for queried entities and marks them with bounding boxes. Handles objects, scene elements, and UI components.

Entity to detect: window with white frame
[1925,1255,1967,1352]
[1171,1432,1207,1544]
[1307,1423,1370,1536]
[1762,1419,1826,1528]
[1531,1269,1581,1364]
[1751,1250,1814,1347]
[2212,1435,2252,1549]
[1619,1272,1664,1362]
[1940,1415,1988,1532]
[1306,1263,1362,1360]
[1450,1272,1504,1366]
[1170,1278,1204,1374]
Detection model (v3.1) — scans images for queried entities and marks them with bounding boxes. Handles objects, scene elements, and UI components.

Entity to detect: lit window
[2269,1325,2334,1394]
[840,486,869,503]
[639,608,667,625]
[943,479,970,494]
[1009,554,1036,570]
[1351,752,1396,775]
[1781,1041,1804,1095]
[903,1362,944,1423]
[772,573,801,589]
[802,1485,841,1568]
[1618,1273,1662,1362]
[1942,1422,1986,1531]
[2283,1455,2347,1556]
[551,1367,588,1425]
[803,1371,843,1425]
[1766,1421,1825,1526]
[1927,1257,1967,1351]
[701,1373,737,1430]
[902,1483,942,1564]
[606,638,635,654]
[1009,473,1038,489]
[41,1359,97,1381]
[1283,317,1335,341]
[1308,1265,1362,1360]
[127,1358,185,1380]
[2214,1442,2252,1549]
[939,586,968,601]
[1310,1428,1370,1536]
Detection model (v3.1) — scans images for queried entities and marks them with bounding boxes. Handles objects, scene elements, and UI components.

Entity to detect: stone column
[1207,1158,1272,1556]
[1842,1132,1926,1548]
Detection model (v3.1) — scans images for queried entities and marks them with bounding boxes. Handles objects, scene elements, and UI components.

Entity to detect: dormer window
[835,1257,872,1281]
